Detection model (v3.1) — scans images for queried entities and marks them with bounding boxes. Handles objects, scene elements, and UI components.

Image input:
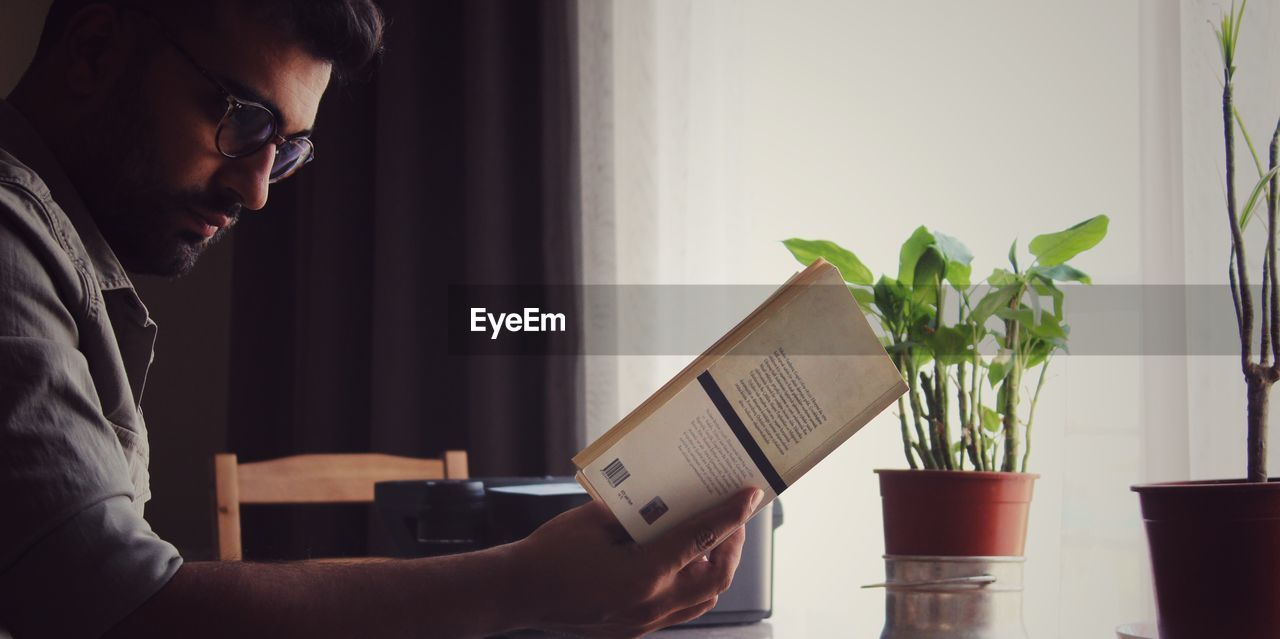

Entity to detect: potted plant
[785,215,1107,557]
[1132,3,1280,637]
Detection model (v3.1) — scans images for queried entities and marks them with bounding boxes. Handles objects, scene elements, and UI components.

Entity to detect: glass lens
[217,102,276,156]
[269,138,314,182]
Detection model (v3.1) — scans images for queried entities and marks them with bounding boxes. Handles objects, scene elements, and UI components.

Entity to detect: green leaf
[783,238,874,285]
[1028,215,1110,267]
[1029,312,1067,341]
[928,325,973,365]
[971,284,1021,325]
[1026,342,1057,369]
[988,268,1019,287]
[849,285,876,310]
[946,262,972,289]
[1239,165,1280,230]
[873,276,909,324]
[912,246,946,296]
[995,306,1035,325]
[933,231,974,266]
[956,319,987,346]
[1033,264,1092,285]
[910,348,935,370]
[885,341,916,355]
[1233,107,1266,179]
[988,351,1013,385]
[1027,285,1043,325]
[981,405,1002,433]
[1008,239,1020,273]
[1030,275,1065,319]
[931,232,973,289]
[898,226,935,287]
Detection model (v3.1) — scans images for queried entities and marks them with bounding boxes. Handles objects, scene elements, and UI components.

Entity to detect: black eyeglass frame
[122,6,316,183]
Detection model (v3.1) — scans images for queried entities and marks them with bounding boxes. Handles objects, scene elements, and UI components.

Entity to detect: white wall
[580,1,1148,636]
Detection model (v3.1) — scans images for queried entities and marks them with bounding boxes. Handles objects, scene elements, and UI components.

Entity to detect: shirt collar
[0,100,135,291]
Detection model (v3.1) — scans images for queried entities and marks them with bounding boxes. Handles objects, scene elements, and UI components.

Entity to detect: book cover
[573,259,908,544]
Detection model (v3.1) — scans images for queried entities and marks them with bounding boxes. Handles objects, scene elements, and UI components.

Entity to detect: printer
[374,477,782,627]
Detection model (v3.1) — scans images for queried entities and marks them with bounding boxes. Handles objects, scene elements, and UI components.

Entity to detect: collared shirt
[0,100,182,638]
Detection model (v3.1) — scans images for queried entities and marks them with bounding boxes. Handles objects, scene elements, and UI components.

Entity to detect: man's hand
[506,487,764,638]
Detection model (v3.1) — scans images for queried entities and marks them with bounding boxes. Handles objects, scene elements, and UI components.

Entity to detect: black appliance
[374,477,782,627]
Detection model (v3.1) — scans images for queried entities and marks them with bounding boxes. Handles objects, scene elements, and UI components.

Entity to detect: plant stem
[1264,120,1274,371]
[1230,260,1244,338]
[935,284,954,469]
[890,339,920,469]
[1001,328,1022,473]
[975,352,990,471]
[1246,371,1271,482]
[933,367,953,470]
[1225,67,1255,372]
[897,395,919,469]
[1021,359,1050,473]
[1263,252,1271,367]
[1222,33,1270,482]
[920,370,951,470]
[957,360,981,469]
[907,360,936,469]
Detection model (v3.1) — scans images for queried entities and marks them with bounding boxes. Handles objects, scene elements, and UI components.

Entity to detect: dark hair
[247,0,385,81]
[34,0,385,81]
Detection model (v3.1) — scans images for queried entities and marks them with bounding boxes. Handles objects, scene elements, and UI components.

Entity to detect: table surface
[506,621,777,639]
[654,622,777,638]
[510,618,1158,638]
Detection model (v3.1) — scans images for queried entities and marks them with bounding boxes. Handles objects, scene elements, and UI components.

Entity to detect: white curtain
[573,0,1279,635]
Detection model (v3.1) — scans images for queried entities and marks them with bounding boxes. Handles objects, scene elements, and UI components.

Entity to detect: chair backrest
[213,451,469,560]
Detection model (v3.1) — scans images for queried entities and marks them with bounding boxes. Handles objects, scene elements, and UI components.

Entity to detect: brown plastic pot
[876,469,1038,557]
[1133,479,1280,639]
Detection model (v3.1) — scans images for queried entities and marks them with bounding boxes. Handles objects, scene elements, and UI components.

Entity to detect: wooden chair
[213,451,469,560]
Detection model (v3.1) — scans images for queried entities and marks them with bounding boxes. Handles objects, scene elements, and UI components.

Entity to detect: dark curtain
[226,0,582,559]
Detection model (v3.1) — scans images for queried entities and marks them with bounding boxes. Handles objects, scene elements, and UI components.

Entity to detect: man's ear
[61,5,138,97]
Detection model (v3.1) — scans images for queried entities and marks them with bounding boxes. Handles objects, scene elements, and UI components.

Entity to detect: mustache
[178,189,243,221]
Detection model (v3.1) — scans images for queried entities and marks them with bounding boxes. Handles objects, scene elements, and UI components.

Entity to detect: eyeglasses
[126,7,315,183]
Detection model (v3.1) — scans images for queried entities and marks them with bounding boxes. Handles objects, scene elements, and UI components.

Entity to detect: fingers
[650,487,762,570]
[664,526,746,608]
[644,595,721,633]
[704,523,747,566]
[548,500,633,543]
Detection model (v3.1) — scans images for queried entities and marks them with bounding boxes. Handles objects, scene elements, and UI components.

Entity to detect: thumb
[649,487,764,570]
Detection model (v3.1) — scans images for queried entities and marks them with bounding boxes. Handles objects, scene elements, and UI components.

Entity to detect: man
[0,1,759,637]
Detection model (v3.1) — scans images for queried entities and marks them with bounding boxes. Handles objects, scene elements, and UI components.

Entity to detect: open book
[572,259,908,544]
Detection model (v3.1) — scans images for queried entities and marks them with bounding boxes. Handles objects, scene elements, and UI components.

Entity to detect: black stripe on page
[696,370,787,495]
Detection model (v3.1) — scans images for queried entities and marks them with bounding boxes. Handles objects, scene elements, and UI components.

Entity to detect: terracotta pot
[876,469,1038,556]
[1133,479,1280,639]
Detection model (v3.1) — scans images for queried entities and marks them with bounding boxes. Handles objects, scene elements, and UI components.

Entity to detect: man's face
[78,5,331,277]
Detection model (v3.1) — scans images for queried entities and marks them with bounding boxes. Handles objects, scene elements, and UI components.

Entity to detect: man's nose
[220,144,275,211]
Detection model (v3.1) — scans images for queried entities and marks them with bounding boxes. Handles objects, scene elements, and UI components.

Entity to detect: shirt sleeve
[0,191,182,638]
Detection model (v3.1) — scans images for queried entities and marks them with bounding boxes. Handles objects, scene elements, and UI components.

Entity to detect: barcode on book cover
[603,458,630,488]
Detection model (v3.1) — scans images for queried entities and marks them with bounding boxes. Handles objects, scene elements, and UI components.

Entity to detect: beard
[75,74,241,278]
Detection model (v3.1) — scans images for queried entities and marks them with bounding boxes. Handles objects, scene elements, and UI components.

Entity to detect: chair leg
[444,450,469,479]
[213,453,244,560]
